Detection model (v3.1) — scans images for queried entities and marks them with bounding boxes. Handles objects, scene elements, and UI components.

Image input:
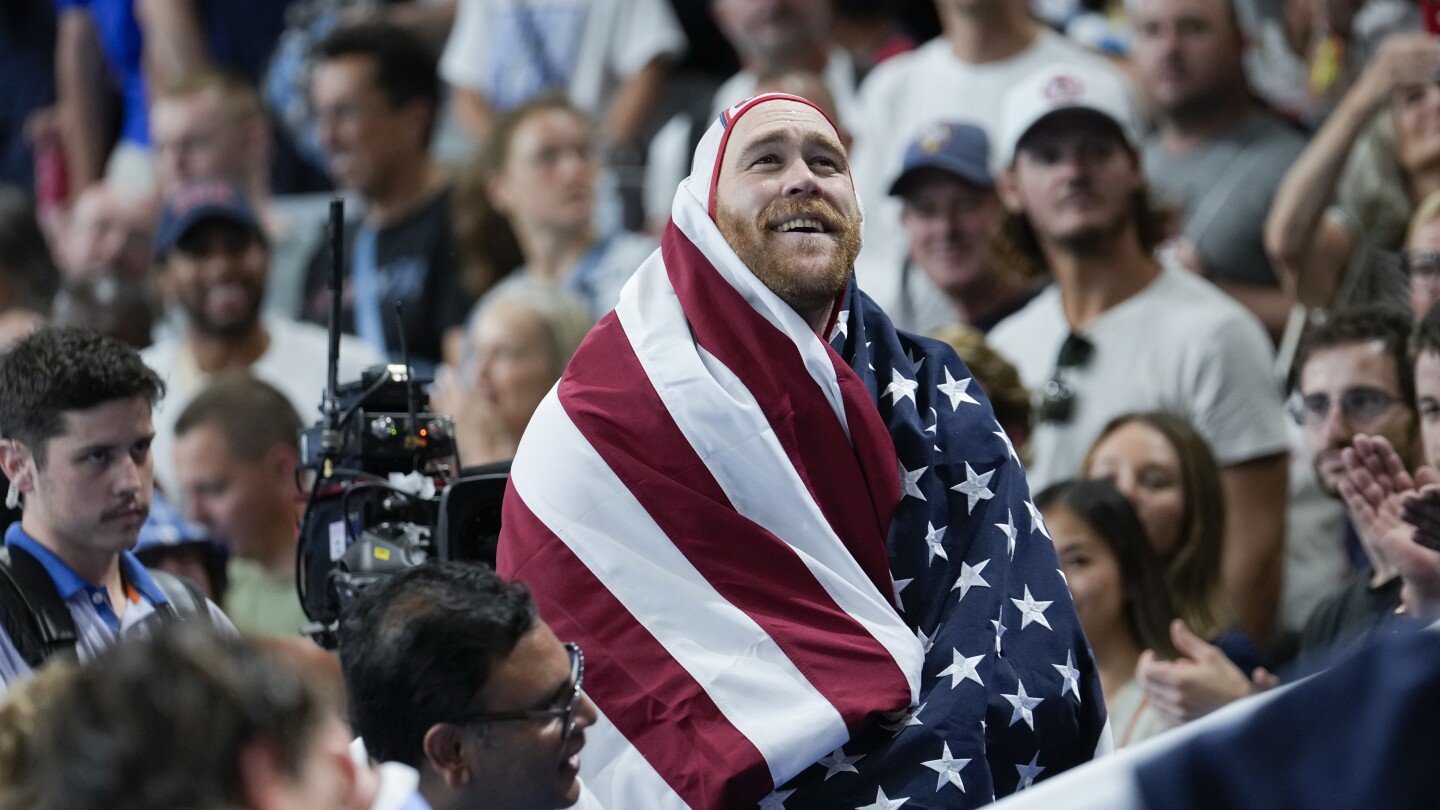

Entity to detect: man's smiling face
[713,99,862,321]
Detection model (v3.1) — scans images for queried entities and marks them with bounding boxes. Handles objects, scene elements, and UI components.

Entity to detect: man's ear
[996,167,1024,214]
[237,738,288,810]
[422,723,475,788]
[0,440,36,493]
[263,443,302,497]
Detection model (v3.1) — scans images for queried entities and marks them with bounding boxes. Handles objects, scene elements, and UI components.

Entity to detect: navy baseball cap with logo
[154,179,264,258]
[888,122,994,198]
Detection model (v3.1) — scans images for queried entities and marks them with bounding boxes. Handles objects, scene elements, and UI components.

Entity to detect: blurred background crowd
[1,0,1440,791]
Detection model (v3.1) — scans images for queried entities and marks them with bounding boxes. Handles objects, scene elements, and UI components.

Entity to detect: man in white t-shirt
[848,0,1128,322]
[142,180,384,501]
[439,0,686,150]
[986,63,1289,646]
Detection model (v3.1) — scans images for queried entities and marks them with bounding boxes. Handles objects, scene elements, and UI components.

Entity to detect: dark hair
[0,327,164,466]
[1081,411,1231,640]
[29,624,333,810]
[314,21,439,140]
[174,373,303,462]
[0,186,59,312]
[1296,305,1416,408]
[454,94,583,295]
[1035,478,1179,658]
[338,561,538,767]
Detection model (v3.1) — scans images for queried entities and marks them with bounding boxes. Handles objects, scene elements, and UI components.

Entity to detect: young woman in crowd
[1037,478,1178,748]
[453,94,656,322]
[1080,412,1276,722]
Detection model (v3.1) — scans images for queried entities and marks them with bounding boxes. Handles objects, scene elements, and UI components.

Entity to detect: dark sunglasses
[1039,333,1094,424]
[453,642,585,740]
[1289,386,1399,426]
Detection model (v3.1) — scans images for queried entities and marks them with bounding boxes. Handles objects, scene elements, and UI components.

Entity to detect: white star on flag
[892,577,914,612]
[936,648,985,688]
[924,407,939,435]
[1011,586,1054,630]
[922,742,971,792]
[1053,649,1082,700]
[1016,753,1046,790]
[1002,679,1044,730]
[952,463,995,513]
[880,701,927,734]
[833,311,849,340]
[819,746,864,780]
[937,367,979,410]
[996,509,1019,559]
[760,789,796,810]
[883,368,919,407]
[924,522,948,564]
[915,625,936,654]
[898,461,928,501]
[856,787,910,810]
[1023,499,1050,539]
[992,609,1008,655]
[993,419,1020,463]
[905,346,926,371]
[951,558,990,602]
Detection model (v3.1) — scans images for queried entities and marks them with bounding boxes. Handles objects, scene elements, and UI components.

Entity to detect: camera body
[295,363,504,647]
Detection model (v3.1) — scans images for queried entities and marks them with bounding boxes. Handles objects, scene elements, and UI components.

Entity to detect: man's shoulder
[1135,264,1266,333]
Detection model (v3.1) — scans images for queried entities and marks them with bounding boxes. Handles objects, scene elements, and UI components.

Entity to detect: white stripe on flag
[615,270,923,701]
[511,393,851,784]
[574,704,690,810]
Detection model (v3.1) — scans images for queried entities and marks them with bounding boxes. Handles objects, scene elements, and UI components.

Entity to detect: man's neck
[19,515,125,600]
[363,160,445,229]
[518,223,599,283]
[1158,91,1255,155]
[187,322,270,374]
[1044,234,1161,330]
[941,3,1038,64]
[247,505,301,581]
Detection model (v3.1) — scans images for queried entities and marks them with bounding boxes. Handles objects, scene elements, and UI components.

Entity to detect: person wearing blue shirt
[0,326,233,697]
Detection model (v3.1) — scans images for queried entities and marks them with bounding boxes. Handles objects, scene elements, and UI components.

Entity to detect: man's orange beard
[716,198,862,317]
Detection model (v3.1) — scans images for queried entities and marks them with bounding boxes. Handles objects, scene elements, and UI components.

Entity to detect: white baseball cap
[996,63,1140,169]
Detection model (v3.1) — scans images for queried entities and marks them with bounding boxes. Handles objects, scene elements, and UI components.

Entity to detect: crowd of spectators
[2,0,1440,805]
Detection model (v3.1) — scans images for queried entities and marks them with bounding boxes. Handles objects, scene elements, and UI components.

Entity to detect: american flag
[498,94,1106,809]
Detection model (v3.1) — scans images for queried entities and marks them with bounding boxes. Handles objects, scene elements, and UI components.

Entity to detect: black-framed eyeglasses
[1039,333,1095,424]
[1289,386,1400,426]
[1405,249,1440,281]
[453,642,585,740]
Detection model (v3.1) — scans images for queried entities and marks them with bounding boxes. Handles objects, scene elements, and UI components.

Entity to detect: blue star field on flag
[769,282,1107,808]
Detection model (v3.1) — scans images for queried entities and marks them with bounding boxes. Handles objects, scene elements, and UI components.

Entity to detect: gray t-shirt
[1143,111,1306,287]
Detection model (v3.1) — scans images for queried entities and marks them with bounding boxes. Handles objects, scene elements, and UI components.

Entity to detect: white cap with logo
[996,63,1139,169]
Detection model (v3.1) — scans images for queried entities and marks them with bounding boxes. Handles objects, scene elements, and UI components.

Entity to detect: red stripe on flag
[556,315,913,737]
[661,224,900,601]
[500,493,776,810]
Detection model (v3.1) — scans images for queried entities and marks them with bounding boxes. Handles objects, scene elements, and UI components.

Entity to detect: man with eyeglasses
[987,62,1290,647]
[338,562,598,810]
[1290,306,1417,659]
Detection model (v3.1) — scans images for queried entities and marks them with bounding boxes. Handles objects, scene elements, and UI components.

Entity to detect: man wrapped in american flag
[497,92,1109,809]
